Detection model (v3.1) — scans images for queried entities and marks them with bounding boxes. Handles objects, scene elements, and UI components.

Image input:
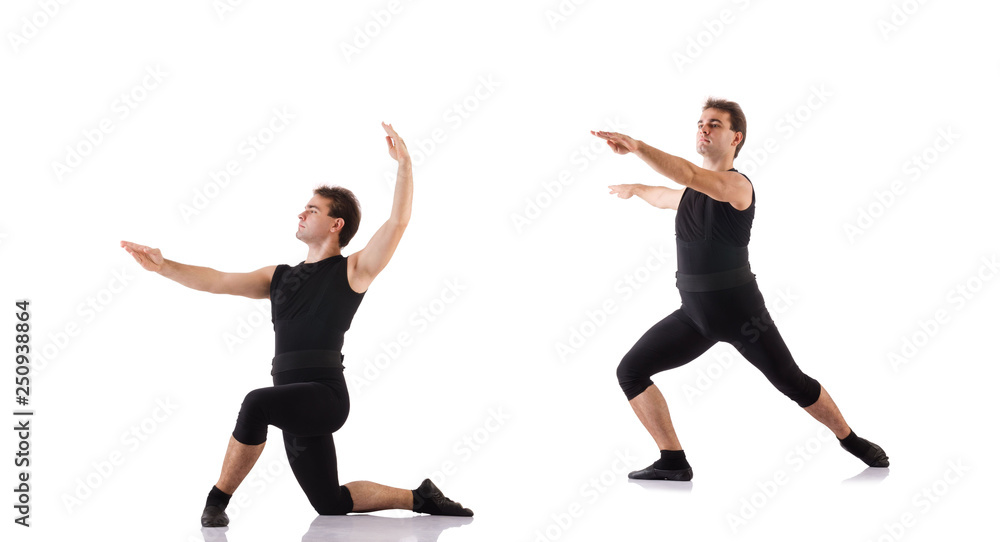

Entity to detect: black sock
[205,486,232,510]
[839,430,866,455]
[653,449,690,471]
[839,430,889,467]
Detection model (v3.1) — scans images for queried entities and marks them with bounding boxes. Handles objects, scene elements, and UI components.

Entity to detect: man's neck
[305,243,341,264]
[701,154,735,172]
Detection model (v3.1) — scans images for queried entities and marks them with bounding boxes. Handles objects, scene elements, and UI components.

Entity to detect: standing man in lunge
[122,123,473,526]
[592,99,888,481]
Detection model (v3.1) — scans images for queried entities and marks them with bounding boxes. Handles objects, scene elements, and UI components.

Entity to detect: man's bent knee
[313,485,354,515]
[779,374,821,408]
[233,389,270,445]
[617,358,653,401]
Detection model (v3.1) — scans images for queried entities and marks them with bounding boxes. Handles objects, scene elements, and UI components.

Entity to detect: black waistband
[271,350,345,375]
[675,263,755,292]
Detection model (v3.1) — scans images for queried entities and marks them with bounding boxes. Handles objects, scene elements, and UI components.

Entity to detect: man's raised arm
[346,122,412,294]
[120,240,274,299]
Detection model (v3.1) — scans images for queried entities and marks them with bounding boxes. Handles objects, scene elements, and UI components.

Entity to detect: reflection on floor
[202,514,474,542]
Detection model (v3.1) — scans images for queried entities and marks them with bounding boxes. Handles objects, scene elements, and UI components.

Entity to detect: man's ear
[329,217,345,234]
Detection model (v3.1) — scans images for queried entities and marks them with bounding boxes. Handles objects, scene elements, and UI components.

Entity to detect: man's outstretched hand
[591,130,641,155]
[120,240,164,272]
[608,184,640,199]
[382,122,411,164]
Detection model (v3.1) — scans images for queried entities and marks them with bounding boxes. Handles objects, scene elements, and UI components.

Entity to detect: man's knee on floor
[313,486,354,516]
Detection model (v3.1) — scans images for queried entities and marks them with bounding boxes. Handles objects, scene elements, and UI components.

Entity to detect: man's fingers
[382,121,398,138]
[122,241,150,253]
[383,123,406,150]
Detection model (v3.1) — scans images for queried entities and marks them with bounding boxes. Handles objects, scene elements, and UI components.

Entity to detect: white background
[2,1,997,540]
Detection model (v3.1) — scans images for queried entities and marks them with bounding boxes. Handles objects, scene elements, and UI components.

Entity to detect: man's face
[296,195,339,242]
[696,108,740,158]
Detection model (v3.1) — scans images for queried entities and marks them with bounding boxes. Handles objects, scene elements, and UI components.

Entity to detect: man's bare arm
[347,122,412,294]
[212,265,276,299]
[609,184,686,210]
[633,142,750,210]
[120,240,275,299]
[592,131,752,211]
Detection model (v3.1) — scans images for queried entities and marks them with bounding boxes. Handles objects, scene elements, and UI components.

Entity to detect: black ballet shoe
[843,440,890,468]
[628,463,694,481]
[412,479,474,517]
[201,504,230,527]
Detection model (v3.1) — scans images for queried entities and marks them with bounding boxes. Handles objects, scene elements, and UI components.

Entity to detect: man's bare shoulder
[726,171,753,211]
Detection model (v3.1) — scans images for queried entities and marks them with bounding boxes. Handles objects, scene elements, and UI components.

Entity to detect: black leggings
[232,365,353,515]
[617,280,821,408]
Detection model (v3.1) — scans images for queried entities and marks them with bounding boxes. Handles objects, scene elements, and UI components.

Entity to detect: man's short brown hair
[313,185,361,248]
[703,97,747,158]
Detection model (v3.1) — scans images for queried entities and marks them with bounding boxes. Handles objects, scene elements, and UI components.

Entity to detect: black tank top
[675,169,755,275]
[269,254,365,356]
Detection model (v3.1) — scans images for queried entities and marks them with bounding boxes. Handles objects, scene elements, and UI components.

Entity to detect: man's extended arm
[608,184,686,210]
[120,241,274,299]
[592,130,751,210]
[346,122,412,293]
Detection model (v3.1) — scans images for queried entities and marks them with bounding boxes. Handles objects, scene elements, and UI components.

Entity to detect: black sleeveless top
[269,254,365,357]
[675,169,755,276]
